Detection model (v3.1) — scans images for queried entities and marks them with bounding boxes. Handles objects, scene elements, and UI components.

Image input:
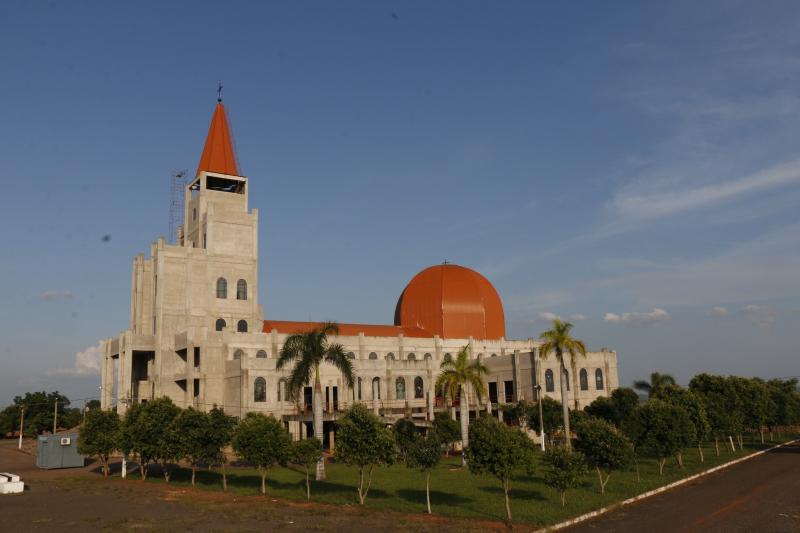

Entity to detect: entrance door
[333,386,339,411]
[488,382,498,404]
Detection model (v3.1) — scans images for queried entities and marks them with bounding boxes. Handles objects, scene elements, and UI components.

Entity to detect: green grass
[128,435,796,527]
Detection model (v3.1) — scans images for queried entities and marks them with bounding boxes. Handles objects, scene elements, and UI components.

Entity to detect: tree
[290,438,323,500]
[77,409,120,478]
[432,412,460,456]
[85,399,101,411]
[232,413,291,494]
[543,447,588,507]
[626,399,695,475]
[527,397,565,440]
[465,415,536,526]
[729,377,774,445]
[170,407,210,487]
[206,406,237,491]
[12,391,72,435]
[611,387,640,426]
[574,417,633,495]
[406,431,442,514]
[393,418,419,464]
[690,374,744,453]
[633,372,677,398]
[276,322,354,480]
[435,346,489,466]
[766,379,800,434]
[654,385,711,462]
[146,398,182,482]
[335,404,396,505]
[539,319,587,448]
[584,396,618,426]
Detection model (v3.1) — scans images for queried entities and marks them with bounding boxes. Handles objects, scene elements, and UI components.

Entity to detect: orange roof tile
[197,102,239,177]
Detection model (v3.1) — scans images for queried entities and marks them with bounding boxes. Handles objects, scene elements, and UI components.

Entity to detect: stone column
[427,388,434,421]
[372,379,380,416]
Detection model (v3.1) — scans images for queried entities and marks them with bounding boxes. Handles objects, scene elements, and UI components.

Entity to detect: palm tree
[277,322,354,480]
[539,319,586,449]
[633,372,677,398]
[435,346,489,466]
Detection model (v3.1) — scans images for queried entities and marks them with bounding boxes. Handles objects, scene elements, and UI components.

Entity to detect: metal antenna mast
[169,170,187,245]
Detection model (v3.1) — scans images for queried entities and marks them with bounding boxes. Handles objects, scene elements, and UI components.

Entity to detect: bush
[290,438,323,499]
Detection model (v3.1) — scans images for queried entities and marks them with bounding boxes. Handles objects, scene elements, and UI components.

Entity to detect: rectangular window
[193,378,200,398]
[193,347,200,368]
[488,382,498,404]
[504,380,514,403]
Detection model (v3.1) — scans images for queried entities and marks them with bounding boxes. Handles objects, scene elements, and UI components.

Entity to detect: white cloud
[51,341,103,376]
[604,308,670,327]
[39,289,74,302]
[741,305,776,328]
[613,160,800,221]
[537,311,560,322]
[570,314,586,321]
[711,306,729,317]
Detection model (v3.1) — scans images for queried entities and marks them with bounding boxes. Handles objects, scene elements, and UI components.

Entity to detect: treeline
[0,392,100,437]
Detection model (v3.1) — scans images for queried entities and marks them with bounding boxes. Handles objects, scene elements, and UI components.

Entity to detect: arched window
[564,369,570,391]
[237,320,248,333]
[233,349,244,360]
[407,353,416,361]
[545,369,555,392]
[254,377,266,402]
[595,369,605,390]
[444,352,452,360]
[357,377,363,400]
[236,279,247,300]
[386,352,395,361]
[368,352,378,360]
[256,350,267,359]
[216,277,227,299]
[278,378,288,401]
[215,318,226,331]
[424,353,432,361]
[346,352,356,359]
[580,369,589,391]
[372,377,381,399]
[414,377,424,399]
[396,377,406,400]
[491,353,498,357]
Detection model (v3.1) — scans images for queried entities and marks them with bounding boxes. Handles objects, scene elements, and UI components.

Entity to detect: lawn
[130,434,796,527]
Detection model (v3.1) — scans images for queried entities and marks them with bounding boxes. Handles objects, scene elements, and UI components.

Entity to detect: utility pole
[53,399,58,434]
[18,407,24,449]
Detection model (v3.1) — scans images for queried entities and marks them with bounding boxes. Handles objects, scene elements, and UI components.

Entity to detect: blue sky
[1,1,799,405]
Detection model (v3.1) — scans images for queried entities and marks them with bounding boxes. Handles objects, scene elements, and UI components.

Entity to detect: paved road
[567,441,800,533]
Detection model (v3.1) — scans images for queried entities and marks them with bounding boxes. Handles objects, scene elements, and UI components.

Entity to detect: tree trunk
[503,478,513,526]
[728,435,736,452]
[101,457,109,478]
[163,462,171,483]
[698,444,704,463]
[260,468,267,495]
[426,471,431,514]
[222,463,227,492]
[658,457,666,476]
[191,466,196,488]
[760,429,765,444]
[560,490,566,507]
[305,467,311,500]
[675,452,684,468]
[558,355,571,449]
[358,468,365,505]
[460,388,469,467]
[313,367,326,481]
[737,434,743,450]
[714,437,720,456]
[596,466,609,496]
[140,459,147,481]
[634,456,640,483]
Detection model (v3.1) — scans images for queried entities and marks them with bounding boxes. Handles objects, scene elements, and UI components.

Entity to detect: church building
[100,100,619,440]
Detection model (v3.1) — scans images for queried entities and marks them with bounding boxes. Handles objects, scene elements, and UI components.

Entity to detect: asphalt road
[566,441,800,533]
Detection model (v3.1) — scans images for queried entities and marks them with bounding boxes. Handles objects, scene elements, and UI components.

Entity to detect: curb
[534,438,799,532]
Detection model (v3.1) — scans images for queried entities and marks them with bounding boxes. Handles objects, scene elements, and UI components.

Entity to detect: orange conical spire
[196,102,239,177]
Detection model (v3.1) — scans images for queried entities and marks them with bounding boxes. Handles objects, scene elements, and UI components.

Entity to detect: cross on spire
[217,81,223,102]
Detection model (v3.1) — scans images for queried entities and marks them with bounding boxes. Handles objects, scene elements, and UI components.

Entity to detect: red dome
[394,264,506,340]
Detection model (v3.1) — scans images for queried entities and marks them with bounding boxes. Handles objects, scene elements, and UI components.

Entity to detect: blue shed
[36,433,85,469]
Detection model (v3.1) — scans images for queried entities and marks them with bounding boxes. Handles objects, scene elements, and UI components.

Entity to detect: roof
[197,102,239,177]
[262,320,433,338]
[394,264,506,340]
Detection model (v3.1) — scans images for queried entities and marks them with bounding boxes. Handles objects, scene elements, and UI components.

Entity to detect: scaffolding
[168,170,187,245]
